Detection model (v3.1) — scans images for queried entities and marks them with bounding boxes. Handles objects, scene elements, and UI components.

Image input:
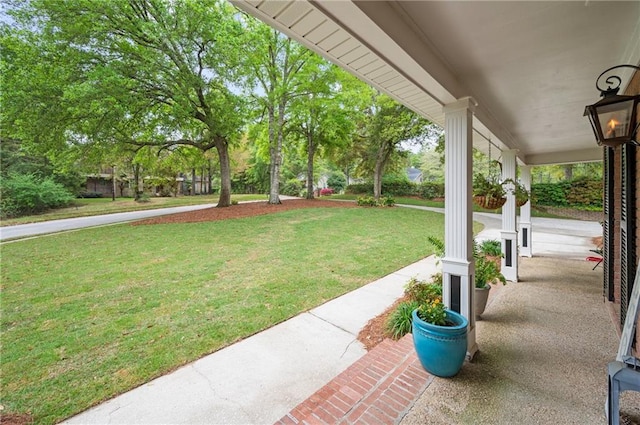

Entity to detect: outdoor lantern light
[584,64,640,148]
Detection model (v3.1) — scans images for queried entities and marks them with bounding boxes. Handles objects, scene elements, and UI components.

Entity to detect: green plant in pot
[477,239,502,270]
[385,272,468,378]
[472,173,507,210]
[474,241,507,320]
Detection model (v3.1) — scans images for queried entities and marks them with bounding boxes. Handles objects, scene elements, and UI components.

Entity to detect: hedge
[346,181,444,199]
[531,178,602,208]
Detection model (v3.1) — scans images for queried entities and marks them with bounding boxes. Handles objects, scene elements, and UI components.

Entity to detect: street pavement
[0,204,216,241]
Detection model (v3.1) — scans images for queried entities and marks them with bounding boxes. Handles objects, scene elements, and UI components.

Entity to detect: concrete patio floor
[400,256,640,425]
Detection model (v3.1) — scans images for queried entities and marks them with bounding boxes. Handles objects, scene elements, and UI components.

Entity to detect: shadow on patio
[279,256,640,425]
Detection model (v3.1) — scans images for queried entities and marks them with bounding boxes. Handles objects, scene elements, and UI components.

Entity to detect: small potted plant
[472,173,506,210]
[411,296,468,378]
[474,241,507,320]
[385,273,467,377]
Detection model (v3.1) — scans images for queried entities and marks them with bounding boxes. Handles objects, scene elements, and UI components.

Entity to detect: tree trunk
[191,168,196,196]
[373,145,388,201]
[133,163,141,200]
[215,141,232,207]
[563,164,573,181]
[268,104,284,205]
[306,133,315,199]
[201,166,206,194]
[208,159,213,195]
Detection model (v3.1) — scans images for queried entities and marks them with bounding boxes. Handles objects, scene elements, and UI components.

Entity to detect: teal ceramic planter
[411,308,468,377]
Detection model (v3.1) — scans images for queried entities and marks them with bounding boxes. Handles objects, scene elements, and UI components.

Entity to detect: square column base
[501,230,518,282]
[442,258,476,356]
[519,222,532,257]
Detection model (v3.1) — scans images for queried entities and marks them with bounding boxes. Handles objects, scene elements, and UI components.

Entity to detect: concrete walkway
[62,209,606,424]
[63,257,440,424]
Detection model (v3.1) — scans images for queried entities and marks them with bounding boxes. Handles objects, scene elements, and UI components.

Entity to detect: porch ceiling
[232,0,640,166]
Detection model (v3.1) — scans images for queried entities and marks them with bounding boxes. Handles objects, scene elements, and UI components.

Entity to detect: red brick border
[275,334,432,425]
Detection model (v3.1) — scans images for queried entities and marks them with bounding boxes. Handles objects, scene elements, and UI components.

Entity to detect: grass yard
[1,205,469,424]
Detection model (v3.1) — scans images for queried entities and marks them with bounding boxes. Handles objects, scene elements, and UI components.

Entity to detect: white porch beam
[519,165,533,258]
[501,150,519,282]
[442,97,477,359]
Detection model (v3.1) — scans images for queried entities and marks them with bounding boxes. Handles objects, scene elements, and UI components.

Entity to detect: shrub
[386,300,420,340]
[531,181,570,206]
[346,183,372,195]
[356,196,395,207]
[357,196,377,206]
[418,182,444,199]
[379,196,395,207]
[404,276,442,304]
[566,177,602,208]
[280,179,304,197]
[326,173,347,193]
[380,177,416,196]
[0,173,74,218]
[319,188,334,196]
[231,199,239,205]
[477,239,501,257]
[386,273,444,339]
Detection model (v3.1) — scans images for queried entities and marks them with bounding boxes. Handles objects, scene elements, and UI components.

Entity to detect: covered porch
[278,255,640,424]
[232,0,640,358]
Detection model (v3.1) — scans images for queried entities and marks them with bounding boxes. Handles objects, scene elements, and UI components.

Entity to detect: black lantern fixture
[584,64,640,148]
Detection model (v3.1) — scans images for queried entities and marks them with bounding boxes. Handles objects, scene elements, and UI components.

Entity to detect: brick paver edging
[275,334,433,425]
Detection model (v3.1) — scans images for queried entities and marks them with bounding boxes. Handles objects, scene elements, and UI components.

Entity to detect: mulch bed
[0,413,33,425]
[131,199,357,225]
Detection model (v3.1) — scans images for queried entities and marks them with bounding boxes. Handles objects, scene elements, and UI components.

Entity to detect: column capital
[443,97,478,114]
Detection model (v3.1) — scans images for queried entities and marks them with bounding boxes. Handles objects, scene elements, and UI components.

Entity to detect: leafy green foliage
[418,182,444,199]
[531,182,570,206]
[0,173,74,217]
[386,300,420,340]
[356,196,395,207]
[474,255,506,289]
[280,179,304,197]
[531,178,602,208]
[565,177,603,208]
[472,173,506,198]
[416,298,447,326]
[386,275,443,338]
[477,239,502,257]
[326,173,347,192]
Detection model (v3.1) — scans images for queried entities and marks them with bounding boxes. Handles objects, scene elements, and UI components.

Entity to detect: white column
[501,150,518,282]
[519,165,533,257]
[442,97,477,359]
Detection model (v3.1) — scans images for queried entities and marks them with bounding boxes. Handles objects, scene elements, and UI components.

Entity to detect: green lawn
[1,205,474,424]
[0,194,267,226]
